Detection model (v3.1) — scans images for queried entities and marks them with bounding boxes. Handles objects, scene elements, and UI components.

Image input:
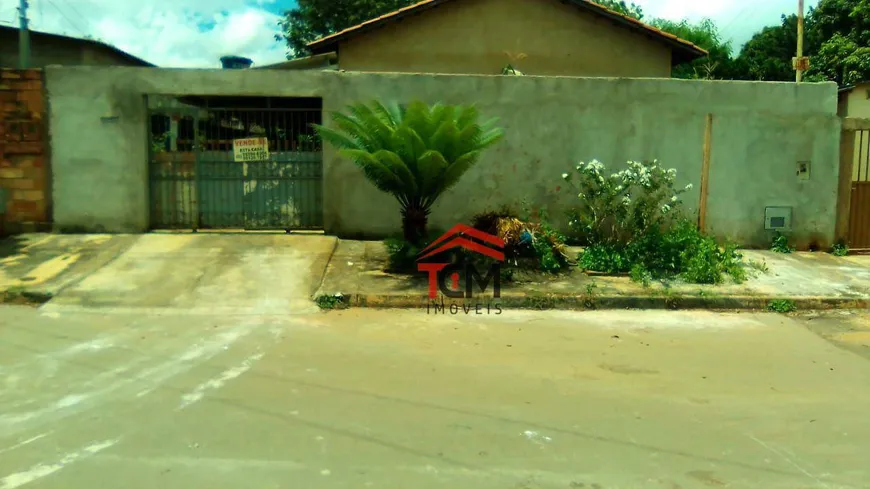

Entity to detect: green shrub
[577,219,745,285]
[771,232,794,253]
[315,294,347,310]
[384,236,430,273]
[578,243,632,274]
[564,159,745,285]
[562,159,692,246]
[830,241,849,257]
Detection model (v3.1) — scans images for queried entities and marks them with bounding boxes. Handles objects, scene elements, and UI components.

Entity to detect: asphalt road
[1,305,869,489]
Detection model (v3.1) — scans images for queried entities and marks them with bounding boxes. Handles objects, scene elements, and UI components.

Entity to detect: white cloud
[632,0,820,50]
[0,0,289,67]
[0,0,820,67]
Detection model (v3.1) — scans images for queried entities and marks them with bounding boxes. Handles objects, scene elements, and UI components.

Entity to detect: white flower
[667,168,677,176]
[662,204,671,213]
[685,183,694,190]
[671,195,678,202]
[562,173,569,180]
[622,196,631,206]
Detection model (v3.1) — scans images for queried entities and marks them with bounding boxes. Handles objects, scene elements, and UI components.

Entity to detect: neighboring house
[301,0,706,77]
[0,25,154,68]
[838,81,870,119]
[838,82,870,183]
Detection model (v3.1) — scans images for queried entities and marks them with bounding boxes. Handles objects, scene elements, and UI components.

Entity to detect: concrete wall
[44,66,840,248]
[336,0,672,77]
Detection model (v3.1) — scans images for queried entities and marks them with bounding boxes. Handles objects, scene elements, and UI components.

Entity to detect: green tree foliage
[805,0,870,85]
[594,0,644,20]
[276,0,416,58]
[731,0,870,85]
[313,101,504,244]
[733,15,799,81]
[650,18,736,79]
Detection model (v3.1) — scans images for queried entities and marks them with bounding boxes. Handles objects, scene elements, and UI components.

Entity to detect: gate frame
[836,117,870,251]
[146,95,324,231]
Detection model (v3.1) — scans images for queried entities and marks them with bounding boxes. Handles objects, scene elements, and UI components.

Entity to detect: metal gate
[148,96,323,230]
[848,127,870,250]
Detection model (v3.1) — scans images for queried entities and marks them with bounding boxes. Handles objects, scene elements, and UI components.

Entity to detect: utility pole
[794,0,807,82]
[18,0,31,69]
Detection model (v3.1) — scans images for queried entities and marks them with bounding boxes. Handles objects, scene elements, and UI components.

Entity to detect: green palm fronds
[313,100,504,215]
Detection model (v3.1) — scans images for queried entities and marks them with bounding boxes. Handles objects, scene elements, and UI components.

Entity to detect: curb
[325,294,870,312]
[1,289,54,306]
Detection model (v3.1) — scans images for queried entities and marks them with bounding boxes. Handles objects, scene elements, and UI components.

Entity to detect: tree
[313,101,504,244]
[650,18,736,79]
[276,0,417,59]
[594,0,644,20]
[733,15,799,81]
[805,0,870,85]
[807,34,870,86]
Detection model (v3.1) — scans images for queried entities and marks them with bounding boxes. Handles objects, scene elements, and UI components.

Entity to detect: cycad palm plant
[313,100,504,245]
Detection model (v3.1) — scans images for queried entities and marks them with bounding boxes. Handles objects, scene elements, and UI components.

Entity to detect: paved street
[1,304,869,489]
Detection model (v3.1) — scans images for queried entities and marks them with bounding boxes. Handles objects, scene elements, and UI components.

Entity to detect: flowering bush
[562,159,745,285]
[562,159,692,246]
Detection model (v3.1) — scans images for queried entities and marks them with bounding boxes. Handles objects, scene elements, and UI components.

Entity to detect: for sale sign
[232,137,270,162]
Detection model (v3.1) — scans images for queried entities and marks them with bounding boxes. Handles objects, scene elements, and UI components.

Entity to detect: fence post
[698,113,713,232]
[836,127,856,243]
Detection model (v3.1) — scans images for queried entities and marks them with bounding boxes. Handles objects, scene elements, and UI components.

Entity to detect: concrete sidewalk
[316,240,870,311]
[1,233,338,313]
[0,234,138,304]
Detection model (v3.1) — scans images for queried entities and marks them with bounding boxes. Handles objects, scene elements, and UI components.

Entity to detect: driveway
[45,233,337,314]
[1,306,868,489]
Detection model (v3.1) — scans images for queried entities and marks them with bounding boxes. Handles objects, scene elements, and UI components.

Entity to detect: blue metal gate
[147,96,323,230]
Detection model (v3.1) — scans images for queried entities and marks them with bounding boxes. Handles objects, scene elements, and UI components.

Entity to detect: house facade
[305,0,706,77]
[838,82,870,185]
[838,82,870,119]
[0,26,153,68]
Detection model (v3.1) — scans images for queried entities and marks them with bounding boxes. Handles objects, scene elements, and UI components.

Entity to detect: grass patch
[767,299,797,313]
[315,293,347,310]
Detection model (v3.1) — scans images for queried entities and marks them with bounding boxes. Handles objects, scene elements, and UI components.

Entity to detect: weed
[767,299,797,313]
[315,293,347,310]
[630,264,653,287]
[770,232,794,254]
[830,241,849,257]
[748,259,769,274]
[582,281,599,309]
[527,294,557,310]
[659,287,680,310]
[384,232,443,273]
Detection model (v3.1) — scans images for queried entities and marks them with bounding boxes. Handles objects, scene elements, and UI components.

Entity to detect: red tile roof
[307,0,708,65]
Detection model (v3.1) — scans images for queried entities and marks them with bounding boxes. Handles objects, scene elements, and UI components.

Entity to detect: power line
[57,0,92,32]
[43,0,88,37]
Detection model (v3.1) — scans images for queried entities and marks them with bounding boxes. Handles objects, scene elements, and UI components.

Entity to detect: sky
[0,0,819,68]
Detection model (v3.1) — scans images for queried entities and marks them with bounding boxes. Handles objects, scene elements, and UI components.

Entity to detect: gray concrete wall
[44,66,840,248]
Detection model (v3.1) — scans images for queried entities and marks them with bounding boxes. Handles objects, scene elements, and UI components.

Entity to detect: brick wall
[0,69,50,235]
